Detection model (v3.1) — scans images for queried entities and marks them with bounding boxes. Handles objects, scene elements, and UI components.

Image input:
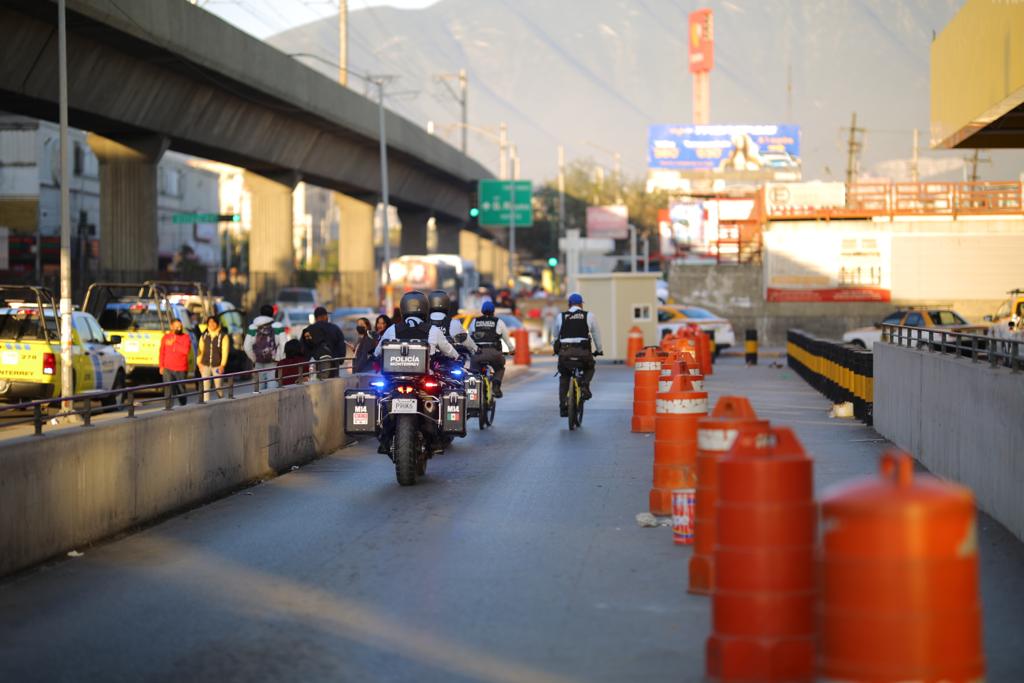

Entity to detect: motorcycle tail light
[422,379,438,389]
[396,385,414,395]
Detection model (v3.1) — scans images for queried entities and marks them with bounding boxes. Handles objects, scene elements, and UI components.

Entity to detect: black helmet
[399,291,429,319]
[427,289,450,314]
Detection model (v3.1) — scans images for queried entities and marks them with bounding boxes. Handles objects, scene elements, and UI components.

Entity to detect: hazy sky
[200,0,438,39]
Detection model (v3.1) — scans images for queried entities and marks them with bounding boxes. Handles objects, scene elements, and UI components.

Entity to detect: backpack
[253,322,278,363]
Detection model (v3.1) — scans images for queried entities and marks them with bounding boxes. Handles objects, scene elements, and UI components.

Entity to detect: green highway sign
[477,180,533,228]
[172,213,240,224]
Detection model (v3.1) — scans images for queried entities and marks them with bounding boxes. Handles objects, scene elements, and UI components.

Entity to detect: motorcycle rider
[374,291,460,455]
[553,292,603,417]
[468,299,515,397]
[427,289,478,356]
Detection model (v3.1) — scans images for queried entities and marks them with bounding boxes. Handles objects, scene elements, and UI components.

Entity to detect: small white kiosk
[576,273,659,361]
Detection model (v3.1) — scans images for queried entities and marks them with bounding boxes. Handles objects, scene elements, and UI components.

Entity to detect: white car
[842,311,906,348]
[658,305,736,350]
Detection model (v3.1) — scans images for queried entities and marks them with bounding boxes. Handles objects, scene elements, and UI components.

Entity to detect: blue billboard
[647,124,801,172]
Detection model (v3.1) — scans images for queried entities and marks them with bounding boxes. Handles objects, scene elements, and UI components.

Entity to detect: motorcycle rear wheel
[394,415,418,486]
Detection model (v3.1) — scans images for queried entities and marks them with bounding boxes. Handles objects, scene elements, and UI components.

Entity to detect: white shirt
[553,306,603,353]
[429,311,478,354]
[373,317,459,360]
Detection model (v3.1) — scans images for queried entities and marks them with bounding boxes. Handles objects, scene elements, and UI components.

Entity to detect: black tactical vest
[558,309,590,340]
[471,315,500,347]
[395,319,431,341]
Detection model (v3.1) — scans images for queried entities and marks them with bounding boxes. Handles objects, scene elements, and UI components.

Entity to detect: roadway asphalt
[0,357,1022,682]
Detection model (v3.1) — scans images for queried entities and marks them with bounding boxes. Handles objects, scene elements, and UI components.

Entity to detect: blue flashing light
[451,369,463,377]
[370,380,386,388]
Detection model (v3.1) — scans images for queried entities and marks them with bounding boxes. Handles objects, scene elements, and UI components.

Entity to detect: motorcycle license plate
[391,398,417,414]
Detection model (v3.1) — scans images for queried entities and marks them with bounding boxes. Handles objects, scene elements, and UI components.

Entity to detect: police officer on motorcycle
[373,291,459,455]
[374,291,460,360]
[427,289,477,355]
[468,299,515,397]
[553,292,603,417]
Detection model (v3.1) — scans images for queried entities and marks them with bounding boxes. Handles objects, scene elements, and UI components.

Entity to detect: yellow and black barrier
[787,329,873,425]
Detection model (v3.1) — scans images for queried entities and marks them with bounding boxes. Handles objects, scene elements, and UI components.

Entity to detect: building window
[73,142,84,176]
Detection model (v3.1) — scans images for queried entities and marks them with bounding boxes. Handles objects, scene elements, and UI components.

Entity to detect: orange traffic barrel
[649,376,708,515]
[657,355,679,394]
[820,451,984,682]
[631,347,665,433]
[688,397,767,596]
[707,426,816,683]
[512,328,531,365]
[625,326,644,367]
[697,328,713,376]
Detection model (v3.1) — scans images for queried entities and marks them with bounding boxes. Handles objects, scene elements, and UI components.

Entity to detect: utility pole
[375,77,393,312]
[58,0,73,412]
[436,69,469,155]
[338,0,347,86]
[557,144,565,241]
[965,148,990,183]
[498,122,508,180]
[911,128,919,184]
[508,145,517,289]
[786,63,793,122]
[844,112,865,186]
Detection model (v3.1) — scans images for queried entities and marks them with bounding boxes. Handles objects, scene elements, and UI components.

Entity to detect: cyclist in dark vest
[427,289,477,355]
[553,292,603,417]
[468,300,515,397]
[374,291,459,360]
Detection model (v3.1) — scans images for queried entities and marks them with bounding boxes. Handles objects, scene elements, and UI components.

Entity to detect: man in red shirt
[159,318,193,405]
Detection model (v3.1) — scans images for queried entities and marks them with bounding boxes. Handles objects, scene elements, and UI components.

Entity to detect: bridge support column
[398,207,431,256]
[337,193,376,307]
[246,171,298,308]
[436,220,462,254]
[87,133,168,282]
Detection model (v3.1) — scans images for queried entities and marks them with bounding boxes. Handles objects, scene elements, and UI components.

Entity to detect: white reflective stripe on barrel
[688,369,701,375]
[698,428,739,452]
[635,361,661,371]
[658,380,672,392]
[656,396,708,414]
[691,379,705,391]
[660,368,672,377]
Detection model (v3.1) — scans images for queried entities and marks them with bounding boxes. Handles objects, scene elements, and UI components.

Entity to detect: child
[277,339,310,386]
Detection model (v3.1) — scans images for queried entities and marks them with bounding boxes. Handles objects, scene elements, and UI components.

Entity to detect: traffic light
[470,207,480,218]
[468,188,479,220]
[547,256,559,267]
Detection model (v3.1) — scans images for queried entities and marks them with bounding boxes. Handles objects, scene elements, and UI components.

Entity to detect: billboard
[586,205,629,239]
[688,9,714,73]
[648,124,800,174]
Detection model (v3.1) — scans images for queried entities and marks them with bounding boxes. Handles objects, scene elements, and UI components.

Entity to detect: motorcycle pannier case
[380,340,430,375]
[344,389,378,435]
[442,390,467,436]
[464,374,482,412]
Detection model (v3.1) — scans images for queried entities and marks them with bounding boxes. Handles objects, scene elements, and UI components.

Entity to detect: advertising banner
[764,224,891,302]
[648,124,800,173]
[585,205,629,239]
[688,8,714,73]
[764,182,846,216]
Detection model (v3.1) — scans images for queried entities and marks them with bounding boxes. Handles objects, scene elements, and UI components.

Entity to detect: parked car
[0,286,127,405]
[274,308,314,341]
[983,289,1024,331]
[275,287,320,309]
[657,305,736,351]
[843,308,984,348]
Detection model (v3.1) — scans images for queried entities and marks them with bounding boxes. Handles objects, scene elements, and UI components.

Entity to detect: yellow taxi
[985,289,1024,330]
[0,286,127,404]
[85,283,195,383]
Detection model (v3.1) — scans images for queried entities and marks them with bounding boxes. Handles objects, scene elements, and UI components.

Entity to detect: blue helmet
[481,300,495,315]
[568,292,583,306]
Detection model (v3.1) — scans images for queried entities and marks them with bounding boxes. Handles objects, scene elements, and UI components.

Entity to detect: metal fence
[881,324,1024,371]
[0,355,354,436]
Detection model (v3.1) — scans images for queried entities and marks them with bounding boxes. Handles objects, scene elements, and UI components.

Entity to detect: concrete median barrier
[874,343,1024,541]
[0,376,370,576]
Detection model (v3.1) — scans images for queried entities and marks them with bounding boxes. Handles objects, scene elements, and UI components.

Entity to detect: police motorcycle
[426,290,471,446]
[343,292,465,486]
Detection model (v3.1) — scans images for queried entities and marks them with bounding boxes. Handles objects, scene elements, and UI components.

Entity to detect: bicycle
[565,364,585,430]
[477,364,497,429]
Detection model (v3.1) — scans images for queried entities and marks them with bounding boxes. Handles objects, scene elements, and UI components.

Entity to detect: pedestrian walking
[301,306,347,378]
[243,304,288,390]
[277,339,310,386]
[197,315,230,401]
[159,318,193,406]
[352,317,376,373]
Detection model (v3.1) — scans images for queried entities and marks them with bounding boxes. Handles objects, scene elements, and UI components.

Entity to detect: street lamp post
[58,0,73,411]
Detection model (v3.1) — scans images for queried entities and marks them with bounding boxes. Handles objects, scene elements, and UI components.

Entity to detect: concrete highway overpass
[0,0,493,290]
[931,0,1024,149]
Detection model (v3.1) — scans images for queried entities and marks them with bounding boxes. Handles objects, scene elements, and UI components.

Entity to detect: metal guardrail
[881,324,1023,372]
[0,355,354,436]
